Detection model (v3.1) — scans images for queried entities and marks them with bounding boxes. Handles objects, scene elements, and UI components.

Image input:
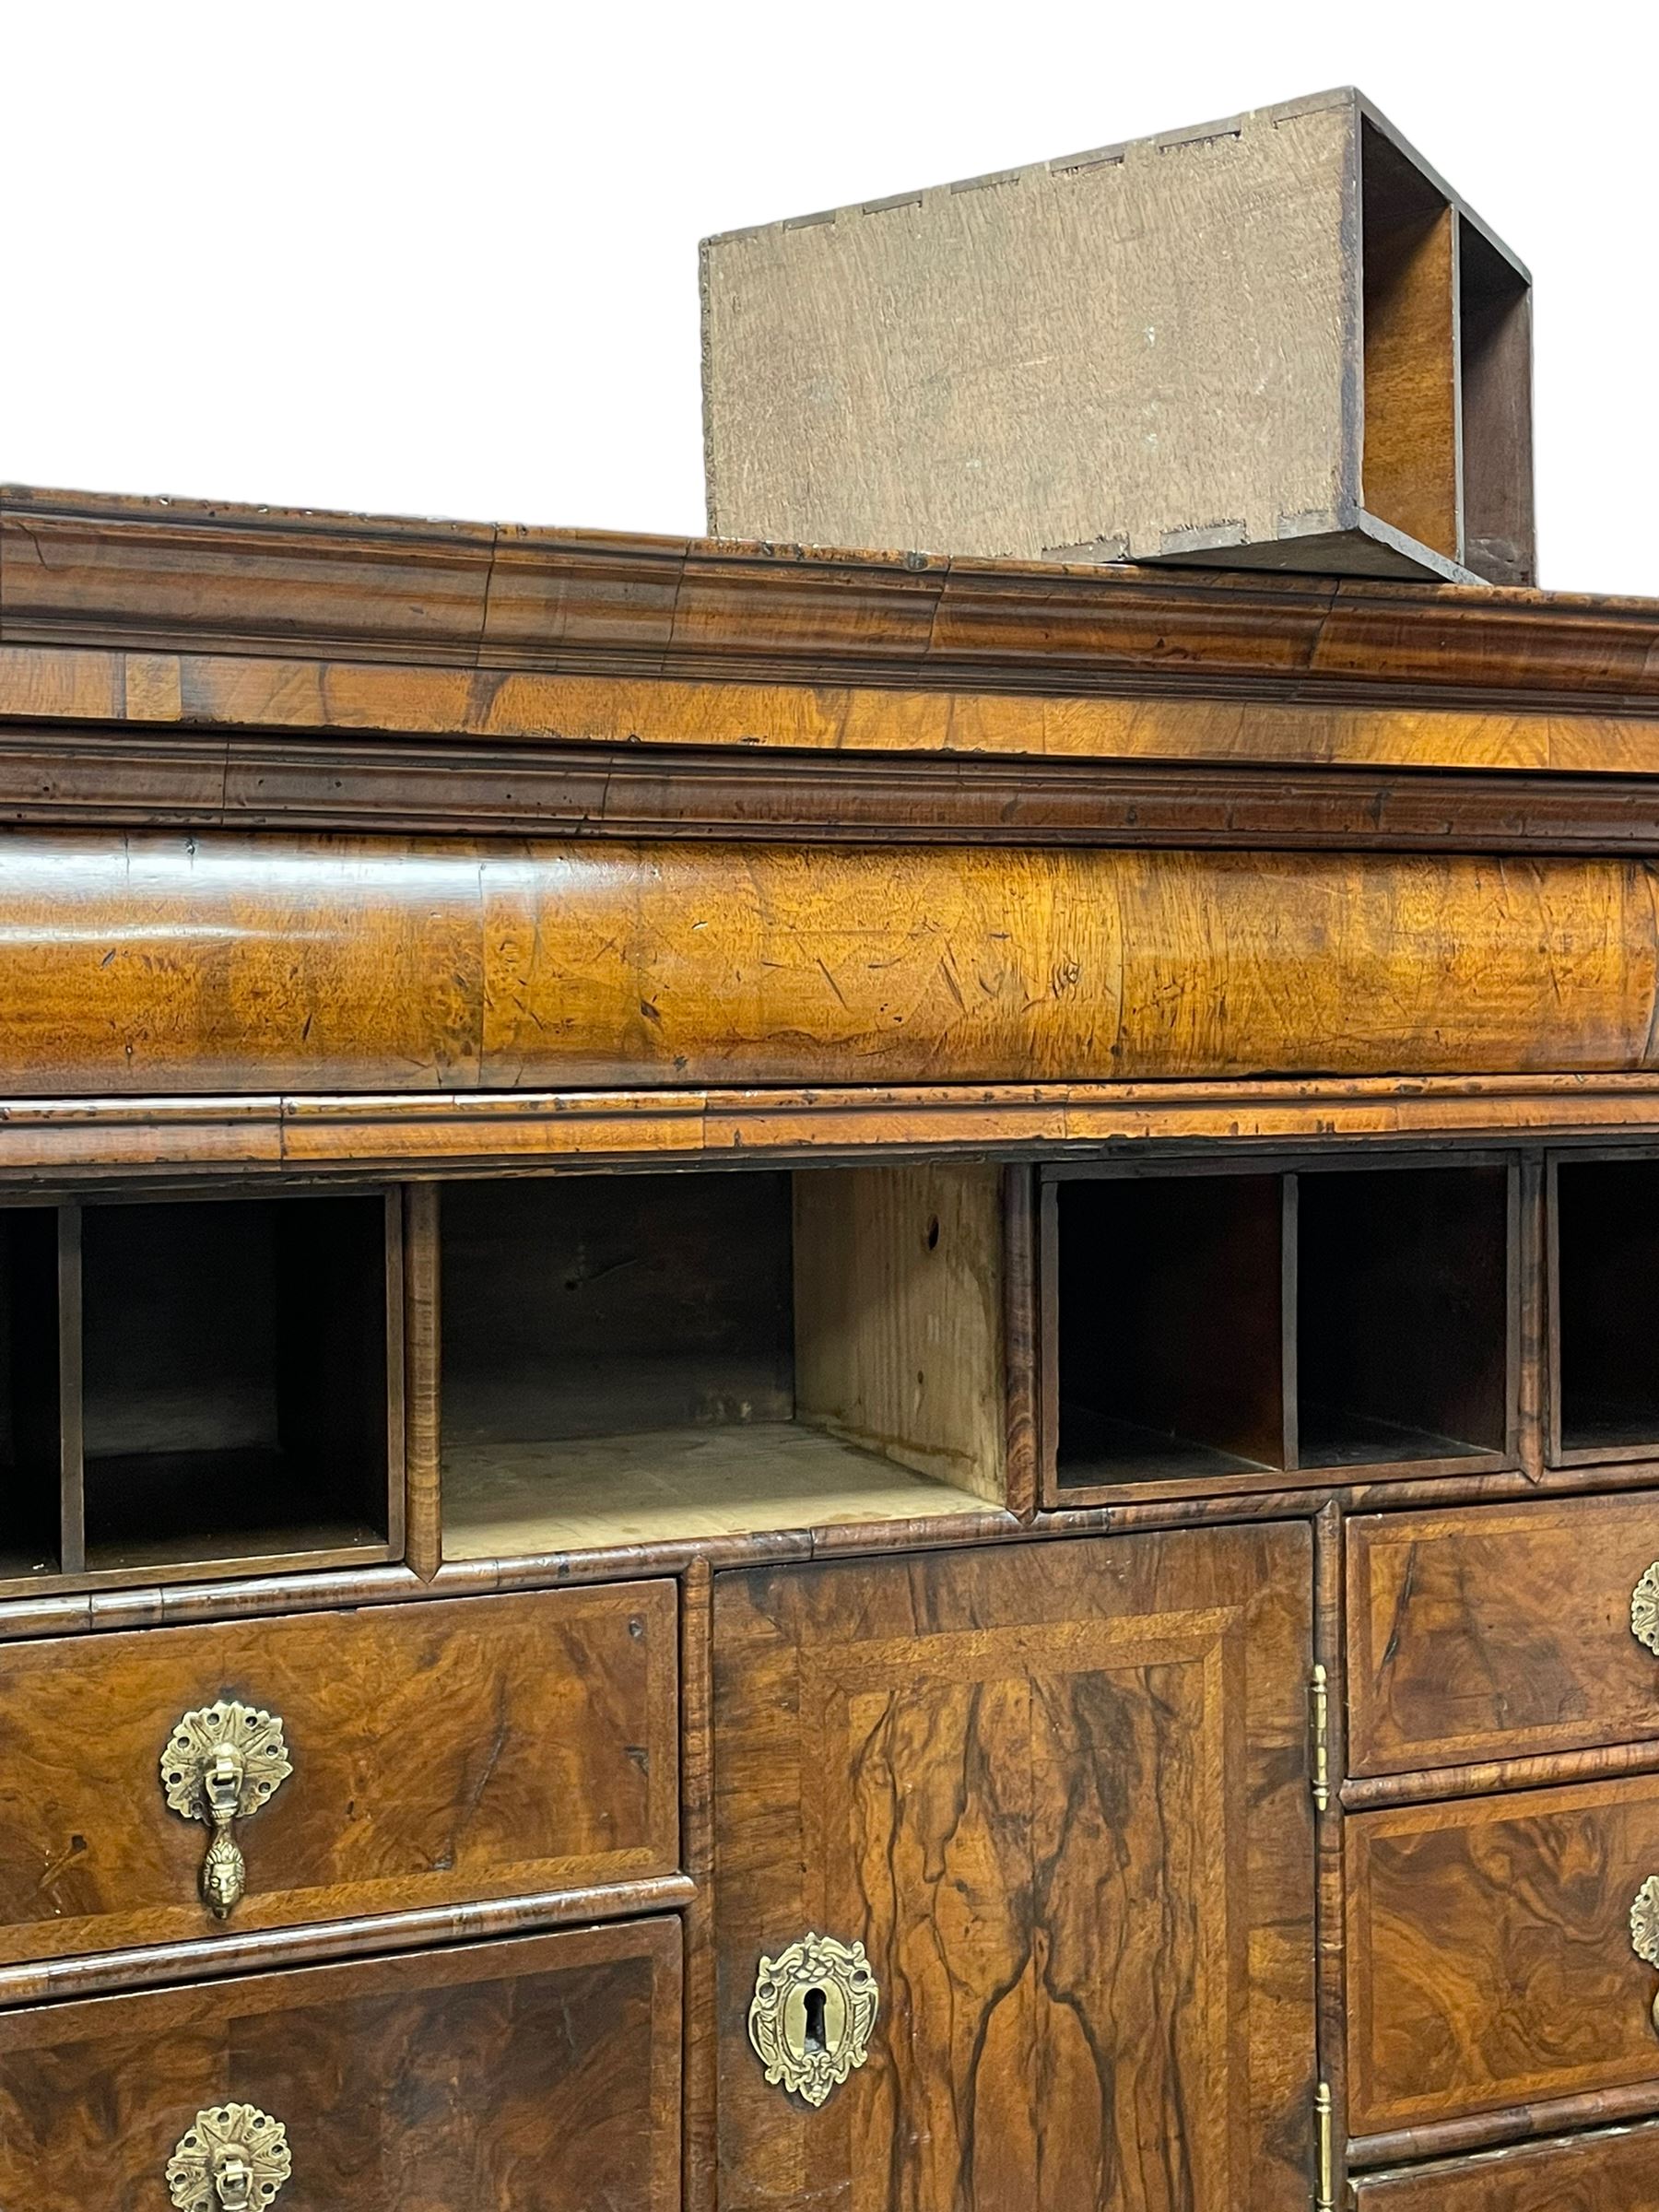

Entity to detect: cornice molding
[7,485,1659,714]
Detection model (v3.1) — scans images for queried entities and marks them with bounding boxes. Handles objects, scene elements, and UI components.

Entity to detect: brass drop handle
[748,1932,879,2107]
[161,1701,291,1919]
[1631,1564,1659,1656]
[1631,1877,1659,2031]
[167,2103,291,2209]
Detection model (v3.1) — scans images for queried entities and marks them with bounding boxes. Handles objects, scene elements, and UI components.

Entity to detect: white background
[5,4,1650,593]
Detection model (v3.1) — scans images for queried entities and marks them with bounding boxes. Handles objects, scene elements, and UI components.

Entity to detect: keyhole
[803,1984,828,2053]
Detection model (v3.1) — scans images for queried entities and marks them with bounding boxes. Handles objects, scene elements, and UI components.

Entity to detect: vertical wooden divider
[1037,1177,1060,1507]
[57,1203,85,1577]
[403,1182,441,1581]
[681,1556,718,2212]
[1003,1166,1039,1522]
[1313,1496,1347,2212]
[1516,1150,1547,1479]
[1281,1173,1301,1473]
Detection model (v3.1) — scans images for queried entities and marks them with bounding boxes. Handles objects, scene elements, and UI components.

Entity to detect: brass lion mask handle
[748,1932,878,2107]
[1630,1876,1659,2032]
[161,1701,291,1918]
[167,2103,291,2209]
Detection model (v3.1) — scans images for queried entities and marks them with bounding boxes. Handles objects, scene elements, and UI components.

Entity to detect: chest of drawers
[6,485,1659,2206]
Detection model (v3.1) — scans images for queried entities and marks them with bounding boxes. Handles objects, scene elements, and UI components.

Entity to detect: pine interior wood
[439,1163,1008,1559]
[0,1921,683,2212]
[441,1425,1001,1557]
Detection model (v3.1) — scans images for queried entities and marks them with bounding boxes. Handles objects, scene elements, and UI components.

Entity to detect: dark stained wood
[1294,1163,1513,1471]
[0,1583,678,1964]
[1347,1491,1659,1775]
[1551,1156,1659,1461]
[1347,1773,1659,2135]
[1353,2120,1659,2209]
[712,1522,1317,2211]
[13,482,1659,717]
[18,724,1659,853]
[1051,1171,1289,1489]
[0,1920,682,2211]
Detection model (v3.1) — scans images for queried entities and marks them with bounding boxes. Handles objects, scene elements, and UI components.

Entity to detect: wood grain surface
[1347,1773,1659,2134]
[7,832,1659,1095]
[0,1584,677,1963]
[1352,2120,1659,2209]
[713,1522,1316,2210]
[0,1920,682,2210]
[1347,1492,1659,1776]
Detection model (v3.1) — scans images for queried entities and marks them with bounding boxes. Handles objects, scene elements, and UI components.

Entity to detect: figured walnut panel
[1347,1493,1659,1776]
[6,831,1659,1094]
[0,1585,677,1964]
[713,1523,1315,2212]
[0,1921,681,2211]
[1347,1775,1659,2134]
[1352,2122,1659,2210]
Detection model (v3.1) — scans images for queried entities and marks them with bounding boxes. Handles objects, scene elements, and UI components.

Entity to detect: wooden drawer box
[0,1920,681,2210]
[1353,2119,1659,2208]
[1347,1493,1659,1775]
[0,1585,678,1965]
[1347,1775,1659,2136]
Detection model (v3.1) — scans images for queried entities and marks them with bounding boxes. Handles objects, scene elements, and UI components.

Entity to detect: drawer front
[0,1584,678,1963]
[1347,1492,1659,1775]
[1353,2120,1659,2210]
[1348,1774,1659,2135]
[0,1920,681,2210]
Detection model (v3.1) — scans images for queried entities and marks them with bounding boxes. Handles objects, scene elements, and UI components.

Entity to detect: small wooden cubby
[1551,1154,1659,1463]
[438,1162,1009,1558]
[0,1190,403,1592]
[1043,1157,1516,1500]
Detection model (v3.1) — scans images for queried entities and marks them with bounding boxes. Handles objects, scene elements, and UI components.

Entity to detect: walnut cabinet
[6,487,1659,2206]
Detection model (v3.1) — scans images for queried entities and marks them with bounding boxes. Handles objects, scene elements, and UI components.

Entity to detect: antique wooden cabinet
[6,483,1659,2206]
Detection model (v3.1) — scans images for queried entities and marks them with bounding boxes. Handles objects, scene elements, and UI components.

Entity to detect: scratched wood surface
[0,1585,678,1964]
[1352,2121,1659,2209]
[712,1523,1315,2210]
[6,832,1659,1094]
[1347,1492,1659,1775]
[0,1921,682,2211]
[1347,1773,1659,2134]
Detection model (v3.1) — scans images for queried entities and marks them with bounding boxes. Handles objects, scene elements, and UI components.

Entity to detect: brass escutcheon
[160,1701,291,1919]
[166,2103,291,2210]
[748,1932,878,2108]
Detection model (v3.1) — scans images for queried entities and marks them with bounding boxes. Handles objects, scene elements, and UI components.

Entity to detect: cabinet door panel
[714,1524,1315,2212]
[0,1921,681,2210]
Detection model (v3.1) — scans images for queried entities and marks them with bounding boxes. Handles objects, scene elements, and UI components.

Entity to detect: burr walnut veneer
[7,487,1659,2206]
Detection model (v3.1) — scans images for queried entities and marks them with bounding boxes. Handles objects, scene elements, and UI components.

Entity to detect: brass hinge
[1314,2079,1335,2211]
[1309,1663,1331,1812]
